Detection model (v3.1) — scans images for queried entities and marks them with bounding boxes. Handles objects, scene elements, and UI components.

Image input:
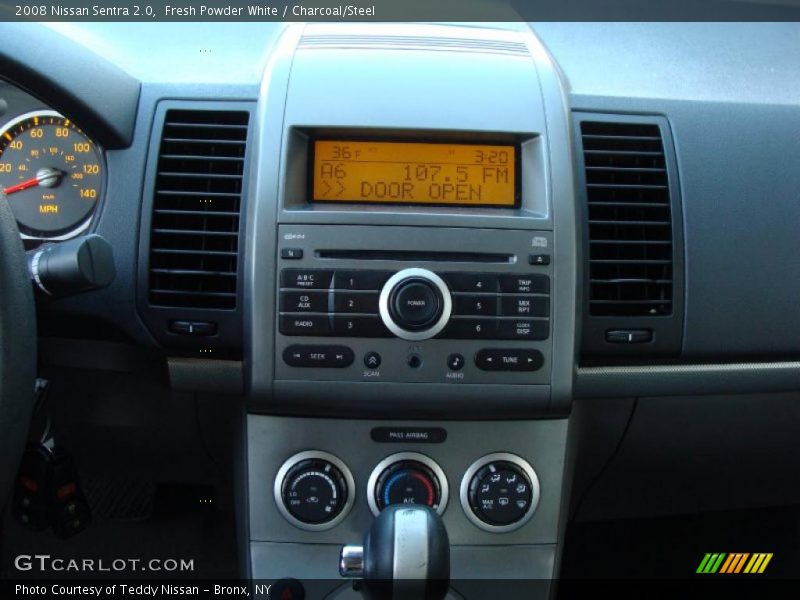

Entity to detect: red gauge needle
[2,168,64,196]
[3,176,40,195]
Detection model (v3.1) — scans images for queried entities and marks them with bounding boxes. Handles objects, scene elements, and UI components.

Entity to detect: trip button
[500,295,549,317]
[333,291,380,314]
[442,272,498,293]
[280,291,328,313]
[283,345,354,368]
[280,269,333,290]
[334,270,393,291]
[453,294,497,316]
[498,274,549,294]
[475,349,544,372]
[332,316,392,338]
[279,314,331,336]
[496,319,549,340]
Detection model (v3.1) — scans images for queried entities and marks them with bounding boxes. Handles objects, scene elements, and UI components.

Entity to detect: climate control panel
[273,448,538,533]
[274,225,554,387]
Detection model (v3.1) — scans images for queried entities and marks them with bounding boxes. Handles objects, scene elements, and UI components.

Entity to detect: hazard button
[270,578,305,600]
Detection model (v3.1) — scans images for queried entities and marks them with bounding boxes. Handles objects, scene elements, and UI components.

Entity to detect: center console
[244,22,577,598]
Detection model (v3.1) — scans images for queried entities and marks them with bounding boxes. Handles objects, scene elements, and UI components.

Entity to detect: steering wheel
[0,198,36,505]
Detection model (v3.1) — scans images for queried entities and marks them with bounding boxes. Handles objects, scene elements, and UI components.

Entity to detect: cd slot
[315,249,515,264]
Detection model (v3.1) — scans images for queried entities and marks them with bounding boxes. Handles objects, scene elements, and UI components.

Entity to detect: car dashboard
[2,20,800,596]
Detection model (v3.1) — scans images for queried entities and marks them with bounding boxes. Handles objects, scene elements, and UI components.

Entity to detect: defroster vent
[582,121,673,317]
[148,110,249,310]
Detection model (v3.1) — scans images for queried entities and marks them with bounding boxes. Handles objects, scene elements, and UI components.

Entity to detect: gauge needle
[3,168,64,196]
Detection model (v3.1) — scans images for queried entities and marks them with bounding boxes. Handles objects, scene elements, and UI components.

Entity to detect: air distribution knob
[379,268,452,341]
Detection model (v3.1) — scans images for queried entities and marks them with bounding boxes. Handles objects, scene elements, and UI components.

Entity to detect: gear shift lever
[340,505,450,600]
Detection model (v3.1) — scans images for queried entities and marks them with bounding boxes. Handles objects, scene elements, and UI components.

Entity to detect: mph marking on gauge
[0,110,103,239]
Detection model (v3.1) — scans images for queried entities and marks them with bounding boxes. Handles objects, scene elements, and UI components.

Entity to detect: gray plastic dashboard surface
[535,22,800,364]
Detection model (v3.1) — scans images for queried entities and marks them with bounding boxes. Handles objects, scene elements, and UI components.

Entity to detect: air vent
[581,121,673,317]
[148,110,249,310]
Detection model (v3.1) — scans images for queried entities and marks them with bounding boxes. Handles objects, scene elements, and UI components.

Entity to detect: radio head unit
[274,224,553,392]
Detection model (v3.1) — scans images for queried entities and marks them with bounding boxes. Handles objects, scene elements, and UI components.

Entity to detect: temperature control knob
[368,452,449,516]
[460,453,540,533]
[274,451,355,531]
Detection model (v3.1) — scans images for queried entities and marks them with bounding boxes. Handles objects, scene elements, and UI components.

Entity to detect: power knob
[379,268,452,341]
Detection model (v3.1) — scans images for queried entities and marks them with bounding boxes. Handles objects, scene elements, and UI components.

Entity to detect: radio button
[442,272,498,293]
[500,295,549,318]
[333,291,380,314]
[279,314,332,336]
[498,274,549,295]
[332,316,392,338]
[496,319,549,340]
[441,318,496,339]
[475,349,544,372]
[283,345,354,368]
[280,291,328,313]
[281,269,333,290]
[334,270,393,291]
[453,294,497,316]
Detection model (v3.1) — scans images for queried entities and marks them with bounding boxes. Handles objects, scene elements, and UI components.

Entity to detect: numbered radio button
[453,294,497,316]
[333,291,380,314]
[332,316,392,337]
[442,272,498,293]
[440,318,496,339]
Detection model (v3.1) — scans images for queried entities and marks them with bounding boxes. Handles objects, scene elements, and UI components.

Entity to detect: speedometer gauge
[0,110,103,239]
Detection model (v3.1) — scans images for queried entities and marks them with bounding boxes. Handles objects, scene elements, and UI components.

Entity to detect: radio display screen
[311,140,518,207]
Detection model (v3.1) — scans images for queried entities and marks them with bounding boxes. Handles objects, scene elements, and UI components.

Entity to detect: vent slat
[581,120,674,317]
[148,109,249,310]
[157,172,244,180]
[152,228,238,237]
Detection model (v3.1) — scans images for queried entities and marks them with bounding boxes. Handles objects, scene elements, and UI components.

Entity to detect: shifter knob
[340,505,450,600]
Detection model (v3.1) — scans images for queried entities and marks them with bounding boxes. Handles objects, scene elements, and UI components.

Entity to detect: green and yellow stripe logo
[696,552,773,574]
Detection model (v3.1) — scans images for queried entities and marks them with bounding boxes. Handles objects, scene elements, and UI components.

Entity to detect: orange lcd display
[312,140,517,207]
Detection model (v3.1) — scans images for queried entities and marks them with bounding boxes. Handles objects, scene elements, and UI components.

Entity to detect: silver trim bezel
[378,268,452,341]
[273,450,356,532]
[459,452,541,533]
[367,451,449,517]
